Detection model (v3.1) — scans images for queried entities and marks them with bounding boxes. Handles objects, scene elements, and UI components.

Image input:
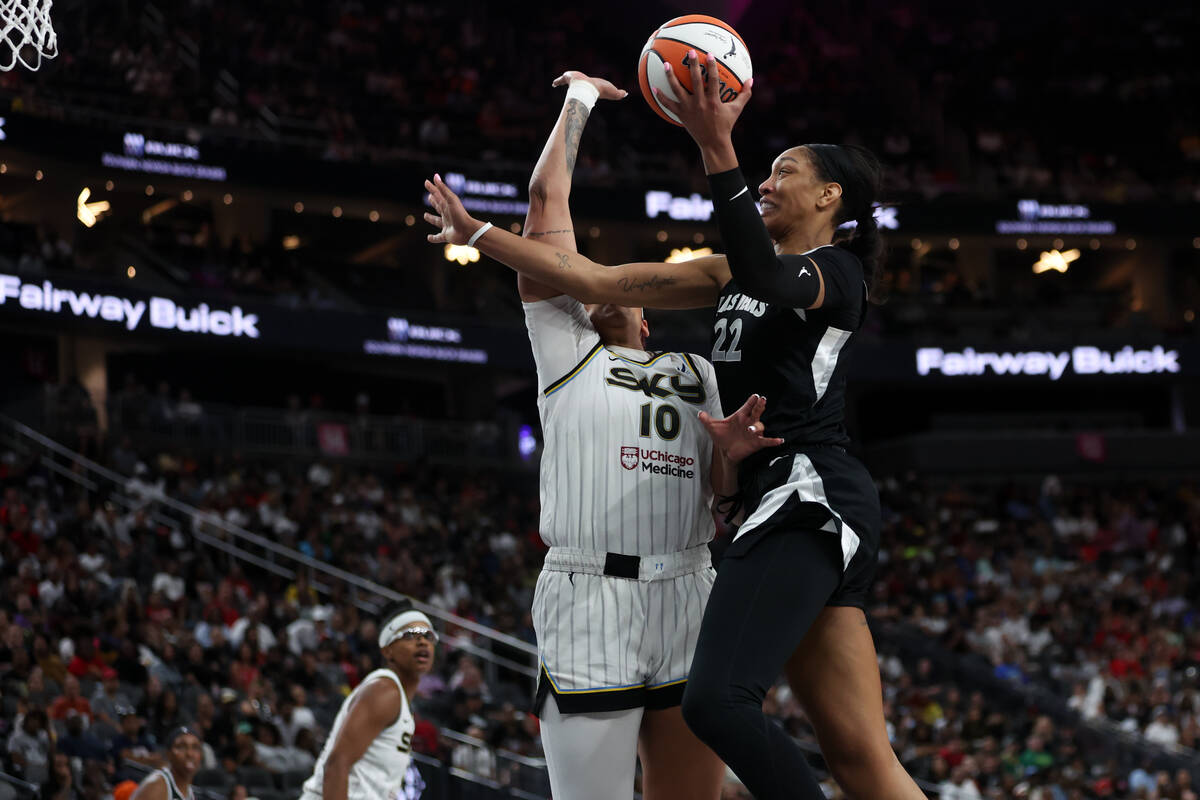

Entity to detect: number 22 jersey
[524,296,723,555]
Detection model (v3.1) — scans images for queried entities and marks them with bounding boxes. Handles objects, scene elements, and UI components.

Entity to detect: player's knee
[680,682,714,741]
[681,676,737,746]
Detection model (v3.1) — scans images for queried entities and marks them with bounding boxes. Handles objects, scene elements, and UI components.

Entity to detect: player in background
[128,727,202,800]
[423,52,925,800]
[301,600,436,800]
[503,71,777,800]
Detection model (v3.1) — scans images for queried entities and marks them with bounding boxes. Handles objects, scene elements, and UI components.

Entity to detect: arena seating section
[2,1,1199,798]
[7,1,1195,203]
[2,400,1198,798]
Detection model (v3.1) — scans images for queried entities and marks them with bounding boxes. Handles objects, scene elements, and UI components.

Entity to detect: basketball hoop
[1,0,57,72]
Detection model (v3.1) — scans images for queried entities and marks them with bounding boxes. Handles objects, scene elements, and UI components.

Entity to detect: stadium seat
[236,766,276,791]
[278,770,310,791]
[194,768,235,791]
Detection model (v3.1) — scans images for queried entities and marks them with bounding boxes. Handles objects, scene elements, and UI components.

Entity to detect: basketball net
[1,0,57,72]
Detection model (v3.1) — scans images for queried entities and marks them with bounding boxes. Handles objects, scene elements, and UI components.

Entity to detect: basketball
[638,15,753,126]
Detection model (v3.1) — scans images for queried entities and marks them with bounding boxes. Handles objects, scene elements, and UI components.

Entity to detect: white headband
[378,610,436,649]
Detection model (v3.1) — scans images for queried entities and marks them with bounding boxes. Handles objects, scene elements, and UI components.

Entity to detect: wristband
[466,221,493,248]
[565,79,600,112]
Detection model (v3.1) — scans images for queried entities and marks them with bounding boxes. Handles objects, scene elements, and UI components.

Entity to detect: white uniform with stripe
[524,295,722,710]
[301,669,414,800]
[148,769,194,800]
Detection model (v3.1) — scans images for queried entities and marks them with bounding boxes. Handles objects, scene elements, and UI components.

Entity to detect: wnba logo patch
[620,446,640,470]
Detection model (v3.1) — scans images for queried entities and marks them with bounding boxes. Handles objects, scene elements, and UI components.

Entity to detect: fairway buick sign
[916,346,1181,380]
[0,274,259,337]
[0,273,535,366]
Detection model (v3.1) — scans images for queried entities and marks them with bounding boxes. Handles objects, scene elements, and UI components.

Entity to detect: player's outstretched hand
[424,174,482,246]
[551,70,628,101]
[699,394,783,464]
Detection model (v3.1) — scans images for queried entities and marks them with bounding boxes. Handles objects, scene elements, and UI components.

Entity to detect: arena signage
[0,274,259,337]
[123,132,200,161]
[0,272,536,366]
[362,316,488,364]
[443,172,518,199]
[645,190,715,221]
[995,199,1116,235]
[647,192,902,230]
[916,346,1181,380]
[386,317,462,343]
[424,172,528,216]
[99,130,228,181]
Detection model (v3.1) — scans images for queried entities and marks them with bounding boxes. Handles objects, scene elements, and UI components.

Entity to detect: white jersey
[148,769,194,800]
[524,296,723,555]
[302,669,414,800]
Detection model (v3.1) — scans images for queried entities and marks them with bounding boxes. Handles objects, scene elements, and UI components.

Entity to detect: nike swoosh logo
[729,186,749,201]
[769,455,788,467]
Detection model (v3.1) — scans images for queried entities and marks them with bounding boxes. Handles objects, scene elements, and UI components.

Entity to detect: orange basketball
[638,15,753,126]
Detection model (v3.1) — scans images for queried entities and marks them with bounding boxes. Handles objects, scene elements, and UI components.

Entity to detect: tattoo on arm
[564,99,590,176]
[556,252,572,271]
[617,275,678,293]
[527,229,574,238]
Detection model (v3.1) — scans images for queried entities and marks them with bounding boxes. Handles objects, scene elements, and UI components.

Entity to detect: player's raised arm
[424,175,728,310]
[518,72,626,302]
[654,51,802,307]
[656,52,880,313]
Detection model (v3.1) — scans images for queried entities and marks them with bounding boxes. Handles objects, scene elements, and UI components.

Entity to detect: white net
[0,0,57,72]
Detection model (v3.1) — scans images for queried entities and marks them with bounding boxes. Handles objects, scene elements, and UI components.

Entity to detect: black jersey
[709,244,867,470]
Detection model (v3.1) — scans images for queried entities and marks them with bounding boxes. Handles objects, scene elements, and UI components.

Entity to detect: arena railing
[117,754,550,800]
[438,731,550,800]
[0,772,38,800]
[0,416,540,693]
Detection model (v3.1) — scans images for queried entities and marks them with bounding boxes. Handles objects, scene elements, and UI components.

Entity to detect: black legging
[682,529,844,799]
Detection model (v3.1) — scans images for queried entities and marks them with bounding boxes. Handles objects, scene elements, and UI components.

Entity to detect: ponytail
[803,143,886,301]
[841,212,885,300]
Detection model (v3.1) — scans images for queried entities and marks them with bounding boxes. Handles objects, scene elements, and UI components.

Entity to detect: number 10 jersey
[524,296,723,556]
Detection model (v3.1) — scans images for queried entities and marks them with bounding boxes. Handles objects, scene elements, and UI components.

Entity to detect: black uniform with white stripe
[709,242,878,606]
[680,166,882,800]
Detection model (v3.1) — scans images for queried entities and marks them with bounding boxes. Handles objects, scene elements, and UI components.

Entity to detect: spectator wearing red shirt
[205,583,242,627]
[1109,646,1146,679]
[49,675,93,724]
[9,510,40,556]
[67,638,107,680]
[229,642,260,691]
[0,486,27,525]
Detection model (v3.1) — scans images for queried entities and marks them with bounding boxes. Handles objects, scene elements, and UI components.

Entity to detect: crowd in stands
[0,440,547,800]
[871,473,1200,759]
[2,411,1199,798]
[5,1,1197,203]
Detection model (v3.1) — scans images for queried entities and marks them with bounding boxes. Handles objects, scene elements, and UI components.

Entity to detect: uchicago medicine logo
[619,446,695,479]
